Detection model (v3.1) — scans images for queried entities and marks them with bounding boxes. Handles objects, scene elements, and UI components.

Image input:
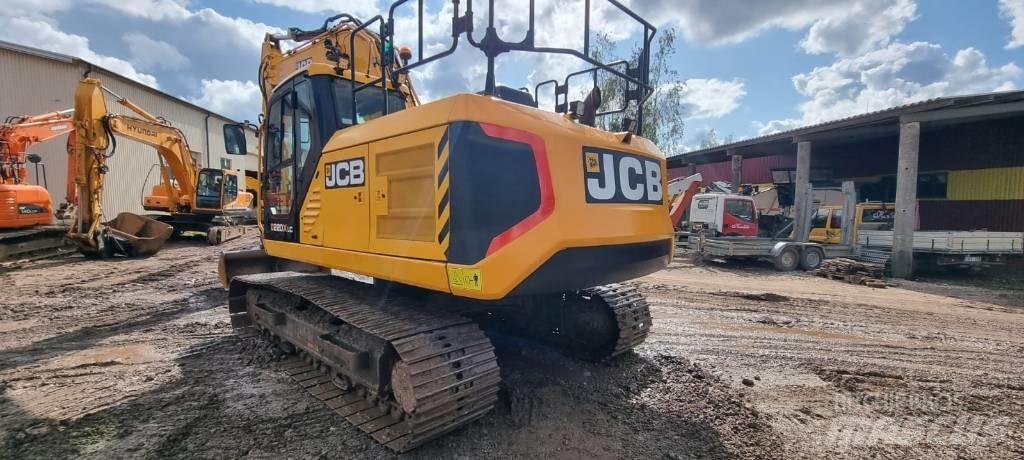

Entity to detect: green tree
[589,28,686,156]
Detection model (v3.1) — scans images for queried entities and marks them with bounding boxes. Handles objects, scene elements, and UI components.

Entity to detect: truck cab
[809,202,897,244]
[689,193,758,237]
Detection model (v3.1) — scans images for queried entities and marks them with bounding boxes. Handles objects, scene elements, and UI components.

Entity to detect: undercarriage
[227,272,651,452]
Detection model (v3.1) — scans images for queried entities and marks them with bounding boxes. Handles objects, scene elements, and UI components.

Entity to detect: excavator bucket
[218,247,322,289]
[104,212,173,257]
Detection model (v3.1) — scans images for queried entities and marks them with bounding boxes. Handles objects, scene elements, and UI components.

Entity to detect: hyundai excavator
[69,79,253,257]
[0,109,76,262]
[218,1,669,451]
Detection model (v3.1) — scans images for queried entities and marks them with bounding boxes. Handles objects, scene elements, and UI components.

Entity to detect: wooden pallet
[816,258,888,288]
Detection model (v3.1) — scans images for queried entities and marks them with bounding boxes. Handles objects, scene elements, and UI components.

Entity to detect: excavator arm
[0,109,74,186]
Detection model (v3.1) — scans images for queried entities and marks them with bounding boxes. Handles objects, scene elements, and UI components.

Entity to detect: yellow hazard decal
[585,151,601,173]
[447,267,482,291]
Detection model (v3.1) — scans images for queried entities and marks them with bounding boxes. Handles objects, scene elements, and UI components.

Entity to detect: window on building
[220,157,232,170]
[917,172,948,199]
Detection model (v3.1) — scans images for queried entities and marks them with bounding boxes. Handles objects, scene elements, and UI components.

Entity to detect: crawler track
[585,284,653,359]
[228,273,501,452]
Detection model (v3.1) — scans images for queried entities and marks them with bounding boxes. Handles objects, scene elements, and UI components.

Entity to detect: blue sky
[1,0,1021,153]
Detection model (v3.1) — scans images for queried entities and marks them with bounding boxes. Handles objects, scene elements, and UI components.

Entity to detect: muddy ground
[1,236,1021,459]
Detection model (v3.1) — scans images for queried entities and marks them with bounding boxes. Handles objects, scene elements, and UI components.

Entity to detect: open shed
[667,90,1024,277]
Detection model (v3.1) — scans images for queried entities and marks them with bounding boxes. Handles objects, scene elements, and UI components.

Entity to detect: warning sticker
[447,267,482,291]
[585,151,601,173]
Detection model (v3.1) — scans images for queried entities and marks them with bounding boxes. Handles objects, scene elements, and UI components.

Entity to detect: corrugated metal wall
[668,154,795,184]
[948,167,1024,200]
[0,46,256,221]
[0,48,80,205]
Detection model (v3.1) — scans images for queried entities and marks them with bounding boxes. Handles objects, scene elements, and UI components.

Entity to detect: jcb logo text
[583,148,662,204]
[325,157,365,189]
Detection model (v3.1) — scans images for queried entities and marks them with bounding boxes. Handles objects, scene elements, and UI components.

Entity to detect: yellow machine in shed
[220,1,670,451]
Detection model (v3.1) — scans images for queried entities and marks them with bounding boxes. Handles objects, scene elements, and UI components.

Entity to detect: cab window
[223,174,238,204]
[264,93,295,218]
[726,199,755,222]
[829,208,843,229]
[295,79,314,171]
[812,208,830,228]
[333,79,407,127]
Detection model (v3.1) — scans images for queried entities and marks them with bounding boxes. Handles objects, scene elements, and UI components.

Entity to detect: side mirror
[223,124,247,156]
[26,153,43,164]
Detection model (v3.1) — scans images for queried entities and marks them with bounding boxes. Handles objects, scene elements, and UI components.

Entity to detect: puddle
[47,343,163,369]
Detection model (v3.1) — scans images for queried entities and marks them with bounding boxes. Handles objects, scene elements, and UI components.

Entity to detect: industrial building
[0,40,258,218]
[669,90,1024,277]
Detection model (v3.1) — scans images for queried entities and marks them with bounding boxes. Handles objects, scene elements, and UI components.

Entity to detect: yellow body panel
[368,125,448,261]
[264,93,672,300]
[265,239,450,293]
[320,145,370,251]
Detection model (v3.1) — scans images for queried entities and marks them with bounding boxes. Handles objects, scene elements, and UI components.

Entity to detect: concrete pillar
[687,162,697,176]
[730,154,743,192]
[793,141,812,242]
[840,181,856,246]
[892,122,920,278]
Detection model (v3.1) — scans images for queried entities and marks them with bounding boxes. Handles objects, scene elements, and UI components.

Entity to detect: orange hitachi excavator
[0,109,76,261]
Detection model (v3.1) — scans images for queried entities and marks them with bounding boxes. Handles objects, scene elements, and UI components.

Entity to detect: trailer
[685,234,849,271]
[858,230,1024,269]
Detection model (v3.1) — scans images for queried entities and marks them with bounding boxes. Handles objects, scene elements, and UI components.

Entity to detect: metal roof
[0,39,247,124]
[668,89,1024,167]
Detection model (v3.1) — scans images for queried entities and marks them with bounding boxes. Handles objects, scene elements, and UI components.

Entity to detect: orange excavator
[668,173,703,229]
[0,109,76,261]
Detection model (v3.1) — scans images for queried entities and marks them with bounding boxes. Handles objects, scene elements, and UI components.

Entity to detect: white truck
[858,230,1024,269]
[688,193,759,238]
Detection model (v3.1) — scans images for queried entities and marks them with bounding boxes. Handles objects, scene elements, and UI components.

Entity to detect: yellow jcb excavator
[69,78,252,257]
[218,1,668,451]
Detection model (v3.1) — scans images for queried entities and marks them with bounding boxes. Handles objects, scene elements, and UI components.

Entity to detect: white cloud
[675,78,746,119]
[753,118,804,136]
[757,41,1021,134]
[0,15,159,88]
[124,32,190,71]
[248,0,381,18]
[800,0,916,56]
[189,79,262,122]
[0,0,283,114]
[1001,0,1024,49]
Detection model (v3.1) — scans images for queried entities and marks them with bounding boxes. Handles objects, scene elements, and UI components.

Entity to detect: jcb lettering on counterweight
[583,148,663,204]
[325,157,365,189]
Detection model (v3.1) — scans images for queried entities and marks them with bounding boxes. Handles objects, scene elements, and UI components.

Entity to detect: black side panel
[510,239,672,296]
[447,121,540,265]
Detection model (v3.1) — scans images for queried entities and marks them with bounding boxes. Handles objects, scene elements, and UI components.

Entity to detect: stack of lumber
[857,247,892,265]
[815,258,888,288]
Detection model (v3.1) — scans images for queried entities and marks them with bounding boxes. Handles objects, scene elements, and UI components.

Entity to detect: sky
[1,0,1021,154]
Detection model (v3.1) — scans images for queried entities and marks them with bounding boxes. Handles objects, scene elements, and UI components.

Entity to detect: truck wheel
[773,247,800,271]
[799,247,825,271]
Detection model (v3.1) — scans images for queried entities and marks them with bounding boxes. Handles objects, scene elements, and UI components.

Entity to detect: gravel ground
[1,236,1021,459]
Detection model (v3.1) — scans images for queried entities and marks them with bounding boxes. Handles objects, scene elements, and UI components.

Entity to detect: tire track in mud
[639,262,1024,459]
